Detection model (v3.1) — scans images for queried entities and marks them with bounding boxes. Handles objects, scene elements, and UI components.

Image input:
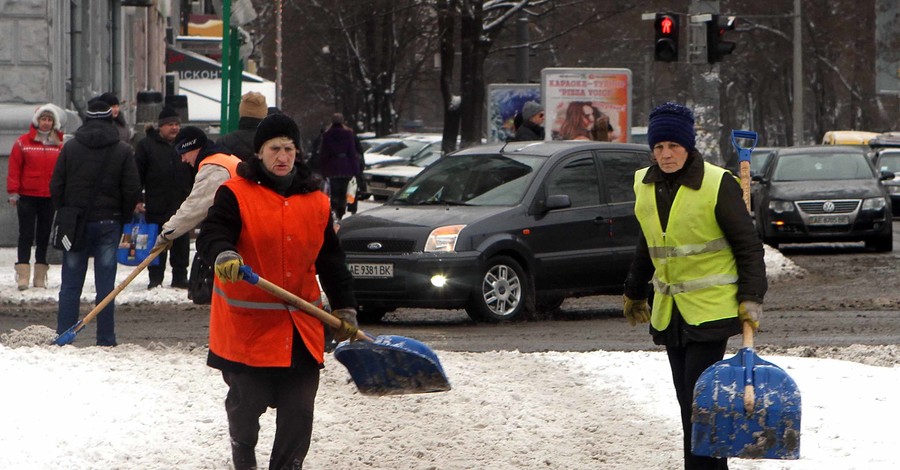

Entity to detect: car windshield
[772,152,873,181]
[368,141,407,155]
[391,153,545,206]
[877,154,900,173]
[391,140,433,159]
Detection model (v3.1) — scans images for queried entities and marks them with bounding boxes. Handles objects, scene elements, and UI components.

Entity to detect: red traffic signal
[654,13,679,62]
[707,15,737,63]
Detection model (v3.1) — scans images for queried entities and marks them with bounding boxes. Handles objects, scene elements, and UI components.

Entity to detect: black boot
[171,270,189,289]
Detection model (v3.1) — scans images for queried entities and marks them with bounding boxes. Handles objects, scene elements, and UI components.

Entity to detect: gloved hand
[739,301,763,331]
[330,308,359,342]
[214,250,244,283]
[153,233,173,251]
[623,295,651,327]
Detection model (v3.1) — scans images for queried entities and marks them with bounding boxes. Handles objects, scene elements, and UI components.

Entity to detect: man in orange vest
[196,113,358,470]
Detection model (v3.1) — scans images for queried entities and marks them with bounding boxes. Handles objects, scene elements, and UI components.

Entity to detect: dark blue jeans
[16,195,55,264]
[57,220,121,346]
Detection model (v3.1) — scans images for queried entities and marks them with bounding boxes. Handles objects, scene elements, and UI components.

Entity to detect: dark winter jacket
[197,157,354,372]
[510,120,544,142]
[50,118,141,224]
[215,116,263,161]
[319,125,360,178]
[134,127,193,223]
[624,151,767,346]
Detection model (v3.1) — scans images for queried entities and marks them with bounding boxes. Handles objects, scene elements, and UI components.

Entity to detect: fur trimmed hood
[31,103,65,131]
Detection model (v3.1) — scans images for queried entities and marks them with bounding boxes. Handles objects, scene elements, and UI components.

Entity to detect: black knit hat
[253,113,300,153]
[85,99,113,121]
[647,102,696,152]
[174,126,208,155]
[98,92,120,106]
[157,106,181,126]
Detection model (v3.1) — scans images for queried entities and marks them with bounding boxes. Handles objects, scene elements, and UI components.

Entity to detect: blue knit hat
[647,102,696,151]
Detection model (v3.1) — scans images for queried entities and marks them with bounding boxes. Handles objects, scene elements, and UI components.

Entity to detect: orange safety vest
[197,152,241,177]
[209,176,332,366]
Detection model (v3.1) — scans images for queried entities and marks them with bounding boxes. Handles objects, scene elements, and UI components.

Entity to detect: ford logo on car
[367,242,383,251]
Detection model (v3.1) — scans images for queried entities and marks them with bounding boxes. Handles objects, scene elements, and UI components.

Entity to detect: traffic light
[707,15,736,63]
[654,13,679,62]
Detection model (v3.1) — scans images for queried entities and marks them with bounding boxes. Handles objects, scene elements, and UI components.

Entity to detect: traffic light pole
[792,0,803,145]
[688,0,725,167]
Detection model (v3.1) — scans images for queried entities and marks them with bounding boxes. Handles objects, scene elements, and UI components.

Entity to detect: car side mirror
[880,170,896,181]
[544,194,571,211]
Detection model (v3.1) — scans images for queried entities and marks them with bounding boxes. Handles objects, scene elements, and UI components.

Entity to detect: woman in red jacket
[6,104,64,290]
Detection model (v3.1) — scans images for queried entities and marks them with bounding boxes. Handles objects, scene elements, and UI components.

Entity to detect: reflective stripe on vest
[213,285,324,311]
[633,162,740,329]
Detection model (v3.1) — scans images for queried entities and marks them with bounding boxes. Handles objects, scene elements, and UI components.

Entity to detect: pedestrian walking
[134,106,193,289]
[318,113,360,220]
[510,101,545,141]
[215,91,268,161]
[50,100,141,347]
[622,102,767,470]
[196,113,358,470]
[7,103,65,290]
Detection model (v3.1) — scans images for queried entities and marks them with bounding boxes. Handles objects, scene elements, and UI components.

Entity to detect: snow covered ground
[1,246,898,469]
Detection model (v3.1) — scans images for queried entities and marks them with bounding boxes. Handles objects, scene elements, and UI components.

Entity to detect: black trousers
[16,195,55,264]
[666,339,729,470]
[147,232,190,284]
[222,365,320,470]
[327,176,351,220]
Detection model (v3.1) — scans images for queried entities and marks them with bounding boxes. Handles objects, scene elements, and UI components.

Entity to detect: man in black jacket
[134,106,193,289]
[50,100,141,346]
[215,91,267,161]
[510,101,545,142]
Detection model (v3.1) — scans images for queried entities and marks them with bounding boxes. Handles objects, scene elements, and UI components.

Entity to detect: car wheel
[357,306,388,324]
[866,234,893,252]
[465,256,532,323]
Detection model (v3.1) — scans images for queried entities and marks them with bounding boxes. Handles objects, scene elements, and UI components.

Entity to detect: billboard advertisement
[485,83,541,143]
[540,68,632,143]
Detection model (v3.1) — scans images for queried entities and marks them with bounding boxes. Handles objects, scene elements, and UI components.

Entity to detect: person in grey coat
[50,100,141,346]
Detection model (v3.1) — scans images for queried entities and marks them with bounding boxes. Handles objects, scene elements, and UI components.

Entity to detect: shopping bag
[117,214,160,266]
[187,251,213,304]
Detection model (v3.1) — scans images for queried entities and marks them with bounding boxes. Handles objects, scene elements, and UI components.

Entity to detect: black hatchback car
[336,141,652,322]
[753,145,894,251]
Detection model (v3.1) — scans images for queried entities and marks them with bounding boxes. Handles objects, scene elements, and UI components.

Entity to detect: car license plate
[808,215,850,225]
[348,263,394,278]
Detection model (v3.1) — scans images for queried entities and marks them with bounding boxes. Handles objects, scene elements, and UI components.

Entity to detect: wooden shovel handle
[74,244,167,334]
[739,157,756,413]
[239,266,370,342]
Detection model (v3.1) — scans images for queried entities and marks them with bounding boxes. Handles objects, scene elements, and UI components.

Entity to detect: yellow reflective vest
[633,162,739,330]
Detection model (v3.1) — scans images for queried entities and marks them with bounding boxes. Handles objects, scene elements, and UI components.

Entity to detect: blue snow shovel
[239,265,451,396]
[691,130,801,459]
[691,324,802,459]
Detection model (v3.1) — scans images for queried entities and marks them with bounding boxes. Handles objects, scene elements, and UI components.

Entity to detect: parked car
[874,148,900,215]
[364,133,443,168]
[337,141,651,323]
[753,145,893,251]
[363,143,443,200]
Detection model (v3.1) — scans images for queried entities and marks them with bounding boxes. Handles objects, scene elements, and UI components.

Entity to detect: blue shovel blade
[692,348,801,459]
[333,334,451,396]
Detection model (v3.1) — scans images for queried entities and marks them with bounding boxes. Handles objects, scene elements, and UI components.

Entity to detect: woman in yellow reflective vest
[197,113,358,470]
[623,102,767,470]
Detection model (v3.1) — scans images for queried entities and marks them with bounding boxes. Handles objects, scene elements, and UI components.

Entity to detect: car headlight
[768,200,794,213]
[887,186,900,195]
[389,175,409,185]
[862,197,887,211]
[424,225,466,252]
